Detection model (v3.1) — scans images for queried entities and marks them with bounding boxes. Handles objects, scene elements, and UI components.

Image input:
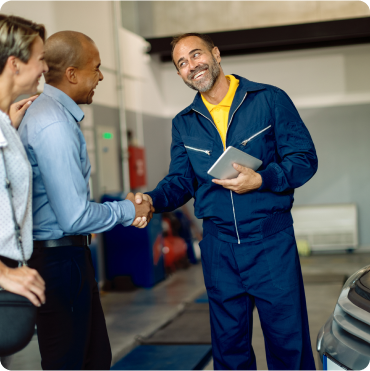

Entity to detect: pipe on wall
[112,1,131,194]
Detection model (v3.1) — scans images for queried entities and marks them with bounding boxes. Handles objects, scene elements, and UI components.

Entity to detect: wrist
[0,261,9,282]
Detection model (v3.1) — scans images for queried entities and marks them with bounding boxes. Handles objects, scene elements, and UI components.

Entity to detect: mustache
[188,65,209,80]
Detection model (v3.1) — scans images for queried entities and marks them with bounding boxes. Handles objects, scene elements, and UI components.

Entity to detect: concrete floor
[5,251,370,370]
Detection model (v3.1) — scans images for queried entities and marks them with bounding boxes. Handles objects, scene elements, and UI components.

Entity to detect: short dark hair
[171,33,215,69]
[0,15,46,75]
[44,31,95,85]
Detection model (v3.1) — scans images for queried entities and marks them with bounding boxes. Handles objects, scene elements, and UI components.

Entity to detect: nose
[188,58,199,72]
[189,60,198,71]
[99,69,104,81]
[43,60,49,74]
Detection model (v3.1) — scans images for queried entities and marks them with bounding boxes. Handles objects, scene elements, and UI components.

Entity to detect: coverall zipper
[184,145,211,156]
[241,125,272,146]
[193,92,248,244]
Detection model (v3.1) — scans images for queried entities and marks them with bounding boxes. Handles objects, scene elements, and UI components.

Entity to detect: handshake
[125,192,154,229]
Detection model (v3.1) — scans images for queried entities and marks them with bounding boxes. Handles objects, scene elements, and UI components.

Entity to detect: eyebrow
[177,48,202,67]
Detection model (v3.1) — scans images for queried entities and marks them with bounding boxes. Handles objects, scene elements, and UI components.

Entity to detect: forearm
[147,179,194,213]
[54,199,135,234]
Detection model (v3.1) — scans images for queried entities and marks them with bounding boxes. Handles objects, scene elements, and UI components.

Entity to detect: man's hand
[125,192,154,228]
[134,192,153,206]
[9,95,38,129]
[212,163,262,194]
[0,262,46,307]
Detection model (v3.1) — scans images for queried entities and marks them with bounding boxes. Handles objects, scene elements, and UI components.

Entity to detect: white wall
[159,44,370,117]
[1,1,120,108]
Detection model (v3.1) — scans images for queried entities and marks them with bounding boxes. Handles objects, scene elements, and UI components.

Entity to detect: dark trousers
[28,246,112,370]
[200,226,316,370]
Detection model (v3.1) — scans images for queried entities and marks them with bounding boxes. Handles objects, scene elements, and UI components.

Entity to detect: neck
[0,75,20,115]
[201,70,230,105]
[47,81,77,103]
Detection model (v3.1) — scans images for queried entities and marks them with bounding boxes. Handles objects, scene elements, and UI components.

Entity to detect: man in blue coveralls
[135,33,317,369]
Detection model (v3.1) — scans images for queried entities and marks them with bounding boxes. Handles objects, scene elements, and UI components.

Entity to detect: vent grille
[292,204,358,251]
[296,232,355,247]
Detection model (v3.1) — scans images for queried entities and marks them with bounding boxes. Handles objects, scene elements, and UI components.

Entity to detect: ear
[6,56,20,74]
[65,66,78,84]
[177,70,181,76]
[212,47,221,63]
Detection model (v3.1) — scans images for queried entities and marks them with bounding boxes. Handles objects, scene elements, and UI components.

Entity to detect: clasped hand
[212,163,262,194]
[126,192,154,229]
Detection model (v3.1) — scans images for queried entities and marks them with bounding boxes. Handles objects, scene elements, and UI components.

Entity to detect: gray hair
[0,15,46,75]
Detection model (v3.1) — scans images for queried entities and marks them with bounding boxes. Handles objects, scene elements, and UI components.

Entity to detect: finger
[18,287,42,307]
[233,163,249,174]
[131,217,142,226]
[135,193,143,204]
[18,100,33,113]
[26,273,45,292]
[133,217,146,228]
[144,194,153,205]
[137,221,148,229]
[137,219,147,228]
[16,95,38,107]
[29,284,46,305]
[212,178,235,186]
[33,272,45,288]
[23,267,45,287]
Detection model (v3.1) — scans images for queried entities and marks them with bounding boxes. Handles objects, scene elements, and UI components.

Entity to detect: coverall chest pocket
[183,136,213,181]
[236,124,274,160]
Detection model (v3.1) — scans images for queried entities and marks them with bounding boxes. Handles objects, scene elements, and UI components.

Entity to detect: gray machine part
[317,269,370,370]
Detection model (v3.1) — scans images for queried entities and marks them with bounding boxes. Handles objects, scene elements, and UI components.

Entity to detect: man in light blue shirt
[19,31,153,370]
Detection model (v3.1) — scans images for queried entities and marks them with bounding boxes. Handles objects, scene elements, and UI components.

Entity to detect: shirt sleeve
[31,121,135,234]
[146,122,197,212]
[258,88,318,192]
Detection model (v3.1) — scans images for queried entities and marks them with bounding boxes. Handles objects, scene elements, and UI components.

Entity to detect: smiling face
[16,36,48,94]
[173,36,221,93]
[74,41,103,105]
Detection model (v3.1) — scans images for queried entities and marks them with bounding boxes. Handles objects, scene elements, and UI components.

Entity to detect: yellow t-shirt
[201,75,240,149]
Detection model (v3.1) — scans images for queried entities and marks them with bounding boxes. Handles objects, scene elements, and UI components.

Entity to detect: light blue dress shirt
[19,84,135,240]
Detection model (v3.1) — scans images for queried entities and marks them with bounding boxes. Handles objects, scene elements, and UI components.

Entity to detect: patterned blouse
[0,110,33,261]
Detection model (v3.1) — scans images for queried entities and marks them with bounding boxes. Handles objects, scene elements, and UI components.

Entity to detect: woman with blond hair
[0,14,48,367]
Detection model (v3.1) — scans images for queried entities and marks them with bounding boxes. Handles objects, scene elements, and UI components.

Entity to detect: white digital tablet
[207,146,262,179]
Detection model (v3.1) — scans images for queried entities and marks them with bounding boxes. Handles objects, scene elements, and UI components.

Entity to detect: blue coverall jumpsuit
[147,76,318,370]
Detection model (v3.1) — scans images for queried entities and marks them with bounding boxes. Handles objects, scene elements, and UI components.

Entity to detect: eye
[194,52,200,58]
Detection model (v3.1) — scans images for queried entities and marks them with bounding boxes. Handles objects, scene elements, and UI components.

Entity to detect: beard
[183,56,221,93]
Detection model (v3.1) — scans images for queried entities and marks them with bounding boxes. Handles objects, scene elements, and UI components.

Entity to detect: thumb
[233,163,247,174]
[135,193,143,204]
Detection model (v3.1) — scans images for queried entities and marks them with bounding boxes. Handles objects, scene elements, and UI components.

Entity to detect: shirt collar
[187,75,266,118]
[43,84,85,122]
[201,75,239,112]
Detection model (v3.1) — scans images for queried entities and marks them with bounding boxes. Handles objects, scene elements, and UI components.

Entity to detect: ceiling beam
[146,17,370,62]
